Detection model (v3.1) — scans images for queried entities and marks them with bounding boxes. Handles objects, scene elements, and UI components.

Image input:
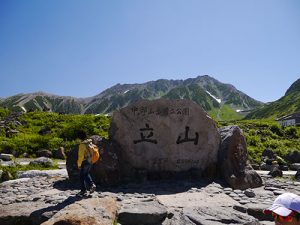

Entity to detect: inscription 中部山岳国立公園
[131,106,190,116]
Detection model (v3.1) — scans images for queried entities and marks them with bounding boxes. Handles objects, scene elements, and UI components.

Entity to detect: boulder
[66,144,80,182]
[290,163,300,170]
[36,150,53,158]
[1,148,19,157]
[66,137,121,186]
[261,148,275,158]
[0,202,51,225]
[67,99,221,185]
[40,197,117,225]
[52,147,66,159]
[279,164,289,171]
[218,125,263,190]
[109,99,220,180]
[260,163,273,171]
[0,153,14,161]
[0,160,16,167]
[268,166,283,177]
[30,157,54,167]
[285,150,300,163]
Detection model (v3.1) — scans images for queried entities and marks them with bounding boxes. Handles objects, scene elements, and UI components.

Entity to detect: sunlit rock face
[218,125,263,189]
[109,99,221,174]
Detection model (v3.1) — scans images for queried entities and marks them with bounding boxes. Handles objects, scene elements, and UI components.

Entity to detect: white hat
[264,193,300,216]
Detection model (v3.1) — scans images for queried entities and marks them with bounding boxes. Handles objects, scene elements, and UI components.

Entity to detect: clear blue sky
[0,0,299,103]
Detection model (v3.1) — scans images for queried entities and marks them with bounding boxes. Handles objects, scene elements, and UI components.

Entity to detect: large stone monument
[66,99,262,189]
[109,99,221,178]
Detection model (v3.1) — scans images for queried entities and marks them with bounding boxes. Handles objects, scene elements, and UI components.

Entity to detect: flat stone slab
[17,169,68,178]
[157,184,237,208]
[118,198,167,225]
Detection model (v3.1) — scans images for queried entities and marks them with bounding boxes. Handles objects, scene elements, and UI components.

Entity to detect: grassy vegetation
[1,107,299,166]
[220,119,300,163]
[245,91,300,119]
[0,109,111,157]
[0,107,10,118]
[208,104,244,121]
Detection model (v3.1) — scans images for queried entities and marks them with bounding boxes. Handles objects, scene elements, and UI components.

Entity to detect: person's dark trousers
[80,160,94,192]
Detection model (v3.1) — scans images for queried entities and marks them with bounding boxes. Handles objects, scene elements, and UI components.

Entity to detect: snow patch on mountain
[21,106,27,112]
[205,91,221,103]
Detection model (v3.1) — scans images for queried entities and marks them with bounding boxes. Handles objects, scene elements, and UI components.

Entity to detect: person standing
[77,139,97,196]
[263,192,300,225]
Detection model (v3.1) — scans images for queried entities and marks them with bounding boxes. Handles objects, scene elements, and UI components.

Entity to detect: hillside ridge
[246,77,300,119]
[0,75,264,120]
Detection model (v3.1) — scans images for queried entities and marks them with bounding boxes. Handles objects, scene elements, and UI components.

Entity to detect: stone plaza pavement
[0,168,299,225]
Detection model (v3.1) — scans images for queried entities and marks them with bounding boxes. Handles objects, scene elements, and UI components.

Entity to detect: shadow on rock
[52,179,78,191]
[102,177,229,196]
[30,195,82,225]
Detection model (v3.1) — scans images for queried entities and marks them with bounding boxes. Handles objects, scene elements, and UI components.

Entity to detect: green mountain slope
[245,78,300,119]
[0,76,263,121]
[0,92,84,114]
[84,76,263,121]
[285,78,300,95]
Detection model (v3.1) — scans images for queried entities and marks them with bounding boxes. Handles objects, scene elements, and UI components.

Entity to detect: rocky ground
[0,169,300,225]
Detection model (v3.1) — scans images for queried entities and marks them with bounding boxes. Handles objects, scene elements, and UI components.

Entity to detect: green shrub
[248,146,263,163]
[259,129,278,139]
[270,124,284,136]
[0,112,111,156]
[285,126,299,138]
[245,134,260,147]
[0,107,10,119]
[248,129,257,136]
[266,139,282,149]
[222,119,300,163]
[1,110,299,163]
[48,137,64,150]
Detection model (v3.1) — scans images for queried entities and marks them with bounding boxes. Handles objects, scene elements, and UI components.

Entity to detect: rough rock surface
[110,99,220,175]
[66,137,121,186]
[219,126,263,189]
[41,197,117,225]
[118,197,167,225]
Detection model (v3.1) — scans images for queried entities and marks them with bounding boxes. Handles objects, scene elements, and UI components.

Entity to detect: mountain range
[1,75,299,120]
